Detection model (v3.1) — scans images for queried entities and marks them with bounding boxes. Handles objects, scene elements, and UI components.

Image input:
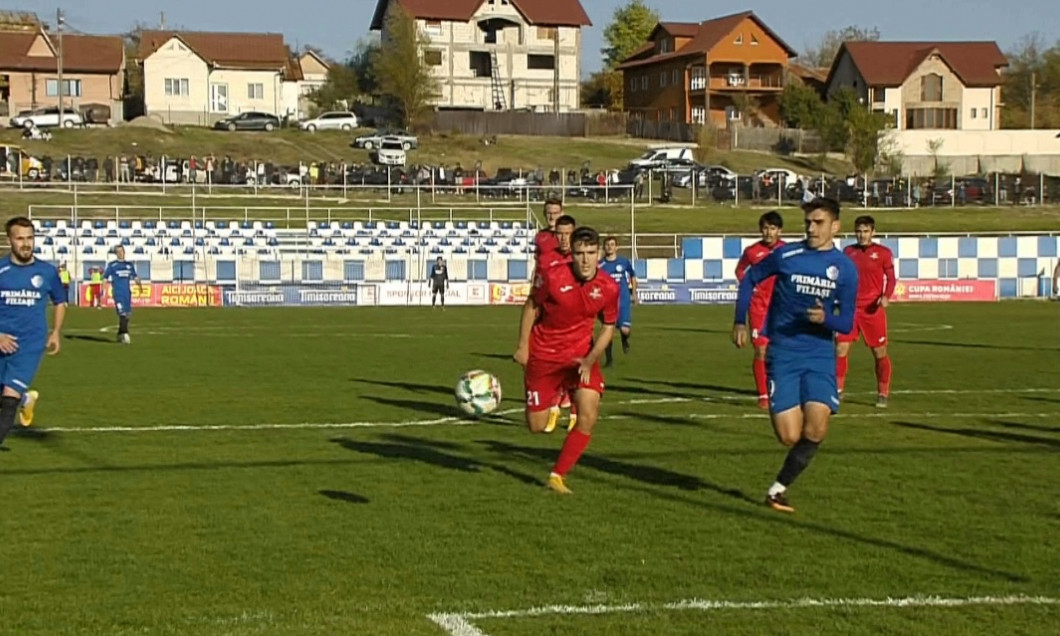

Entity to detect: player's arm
[131,264,145,294]
[514,272,547,366]
[880,250,896,306]
[581,286,619,373]
[443,265,449,289]
[626,259,639,304]
[734,249,780,326]
[1053,262,1060,295]
[735,250,752,282]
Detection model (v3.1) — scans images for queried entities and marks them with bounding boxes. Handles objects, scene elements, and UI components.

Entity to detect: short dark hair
[759,211,784,229]
[571,226,600,248]
[801,197,841,220]
[604,236,618,245]
[554,214,577,229]
[543,197,563,210]
[5,216,33,236]
[854,215,875,229]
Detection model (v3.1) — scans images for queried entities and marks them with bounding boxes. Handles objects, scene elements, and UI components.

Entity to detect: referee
[429,257,449,309]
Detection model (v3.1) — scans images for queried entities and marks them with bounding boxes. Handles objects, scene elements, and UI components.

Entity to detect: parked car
[213,112,280,132]
[353,129,418,150]
[10,107,84,129]
[300,111,359,133]
[372,139,407,167]
[628,146,696,170]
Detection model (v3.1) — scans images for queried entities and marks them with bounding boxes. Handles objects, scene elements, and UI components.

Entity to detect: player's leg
[18,388,39,427]
[862,309,891,407]
[524,360,564,434]
[0,352,43,447]
[750,314,770,408]
[548,364,605,494]
[438,285,445,309]
[117,303,132,344]
[834,314,861,396]
[619,301,632,354]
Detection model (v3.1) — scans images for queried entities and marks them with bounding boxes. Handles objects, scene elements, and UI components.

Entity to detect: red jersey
[736,240,785,315]
[530,264,620,364]
[534,230,559,264]
[844,243,895,308]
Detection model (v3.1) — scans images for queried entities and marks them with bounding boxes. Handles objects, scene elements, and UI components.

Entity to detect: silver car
[300,111,359,132]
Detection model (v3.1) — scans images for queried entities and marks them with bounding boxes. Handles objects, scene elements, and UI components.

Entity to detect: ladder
[489,49,506,110]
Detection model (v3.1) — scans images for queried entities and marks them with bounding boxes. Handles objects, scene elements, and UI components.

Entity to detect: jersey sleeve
[823,260,859,335]
[735,249,752,282]
[623,258,636,280]
[531,267,550,306]
[882,249,896,299]
[600,282,619,325]
[734,248,782,324]
[103,263,115,281]
[48,267,67,305]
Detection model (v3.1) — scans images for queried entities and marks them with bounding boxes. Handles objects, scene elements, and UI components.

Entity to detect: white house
[824,41,1008,131]
[139,30,305,126]
[369,0,591,112]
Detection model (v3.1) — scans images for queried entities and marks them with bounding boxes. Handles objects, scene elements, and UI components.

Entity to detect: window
[670,107,677,121]
[659,71,667,87]
[215,261,236,281]
[259,261,281,281]
[385,260,406,281]
[164,78,189,97]
[425,20,442,35]
[672,69,679,85]
[920,73,943,102]
[734,34,743,45]
[629,78,636,93]
[172,261,195,282]
[247,83,264,100]
[691,106,706,125]
[690,66,706,90]
[538,26,556,41]
[971,108,977,119]
[905,107,957,130]
[527,54,555,70]
[467,260,487,280]
[424,49,443,66]
[302,261,323,281]
[469,51,492,77]
[344,260,365,282]
[210,83,228,113]
[640,76,648,90]
[981,107,988,119]
[751,35,759,46]
[872,87,885,103]
[659,38,671,53]
[45,79,81,97]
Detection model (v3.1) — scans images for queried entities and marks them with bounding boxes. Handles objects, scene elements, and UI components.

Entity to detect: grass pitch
[2,302,1059,635]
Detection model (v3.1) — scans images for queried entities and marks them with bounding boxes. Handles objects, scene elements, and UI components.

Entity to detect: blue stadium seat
[195,238,205,246]
[133,246,145,255]
[94,237,106,246]
[121,238,132,246]
[43,220,55,228]
[119,220,130,229]
[144,220,156,229]
[43,236,54,245]
[167,221,179,229]
[194,221,204,230]
[241,221,252,230]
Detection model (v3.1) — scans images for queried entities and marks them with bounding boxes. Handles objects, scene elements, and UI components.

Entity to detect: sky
[15,0,1056,75]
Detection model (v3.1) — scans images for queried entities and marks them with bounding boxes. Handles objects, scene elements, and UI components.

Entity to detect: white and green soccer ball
[455,370,502,416]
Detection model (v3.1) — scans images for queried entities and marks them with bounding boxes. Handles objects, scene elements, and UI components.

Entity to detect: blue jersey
[599,256,635,304]
[735,241,858,357]
[104,260,139,300]
[0,256,66,350]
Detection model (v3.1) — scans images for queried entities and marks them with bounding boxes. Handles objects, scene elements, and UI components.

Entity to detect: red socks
[875,356,892,396]
[836,356,849,392]
[552,429,591,477]
[752,358,768,398]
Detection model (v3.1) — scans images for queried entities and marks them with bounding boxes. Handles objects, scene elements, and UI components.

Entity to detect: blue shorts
[114,296,133,317]
[766,352,839,414]
[617,301,633,329]
[0,349,44,395]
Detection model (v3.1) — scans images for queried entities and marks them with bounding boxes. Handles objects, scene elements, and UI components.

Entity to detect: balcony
[708,73,784,91]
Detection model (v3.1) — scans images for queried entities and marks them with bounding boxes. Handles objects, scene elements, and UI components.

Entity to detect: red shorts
[837,305,888,346]
[523,357,605,412]
[91,283,102,298]
[749,308,769,347]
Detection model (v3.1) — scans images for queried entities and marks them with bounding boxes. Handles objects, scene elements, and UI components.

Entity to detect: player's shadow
[896,338,1040,352]
[651,326,730,335]
[351,378,453,398]
[893,421,1060,449]
[63,334,113,344]
[471,352,515,362]
[478,439,756,504]
[615,411,711,428]
[608,383,689,400]
[630,377,756,398]
[985,419,1060,435]
[1022,395,1060,406]
[360,395,459,419]
[318,490,370,505]
[331,434,539,486]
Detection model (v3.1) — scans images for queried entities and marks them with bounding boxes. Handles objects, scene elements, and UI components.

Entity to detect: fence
[429,110,626,137]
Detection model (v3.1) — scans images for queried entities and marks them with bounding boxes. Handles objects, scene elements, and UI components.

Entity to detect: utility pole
[160,11,165,30]
[56,8,64,120]
[1030,71,1036,130]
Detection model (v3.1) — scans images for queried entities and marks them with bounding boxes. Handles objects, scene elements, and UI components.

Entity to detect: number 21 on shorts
[526,390,541,407]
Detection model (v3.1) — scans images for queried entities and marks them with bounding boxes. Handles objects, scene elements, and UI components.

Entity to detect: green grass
[0,125,851,175]
[3,302,1059,634]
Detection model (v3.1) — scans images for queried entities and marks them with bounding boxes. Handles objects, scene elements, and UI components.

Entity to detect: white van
[629,146,696,170]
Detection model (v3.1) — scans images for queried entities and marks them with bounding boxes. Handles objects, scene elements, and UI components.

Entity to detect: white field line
[427,594,1060,636]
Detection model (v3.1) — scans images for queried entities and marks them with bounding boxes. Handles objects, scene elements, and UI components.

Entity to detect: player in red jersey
[513,226,619,494]
[835,215,896,408]
[735,211,785,409]
[532,198,565,268]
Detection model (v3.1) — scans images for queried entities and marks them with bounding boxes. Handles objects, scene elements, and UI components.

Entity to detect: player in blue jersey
[0,217,66,448]
[599,236,638,367]
[732,198,858,513]
[104,245,144,345]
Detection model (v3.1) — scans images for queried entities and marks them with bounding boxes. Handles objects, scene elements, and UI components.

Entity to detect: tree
[373,5,440,128]
[308,65,360,112]
[1002,34,1060,129]
[349,38,382,101]
[602,0,659,68]
[800,25,880,68]
[779,76,823,128]
[845,104,891,175]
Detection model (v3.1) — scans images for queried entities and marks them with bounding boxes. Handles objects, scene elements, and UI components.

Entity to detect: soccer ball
[454,370,502,416]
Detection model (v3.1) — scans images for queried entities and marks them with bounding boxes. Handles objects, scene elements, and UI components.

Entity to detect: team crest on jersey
[534,274,544,288]
[870,252,879,260]
[30,274,43,288]
[825,265,839,281]
[589,287,602,299]
[616,265,624,272]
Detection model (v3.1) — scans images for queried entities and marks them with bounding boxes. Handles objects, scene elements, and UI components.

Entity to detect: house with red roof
[0,21,125,124]
[824,41,1008,131]
[370,0,591,112]
[617,11,797,128]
